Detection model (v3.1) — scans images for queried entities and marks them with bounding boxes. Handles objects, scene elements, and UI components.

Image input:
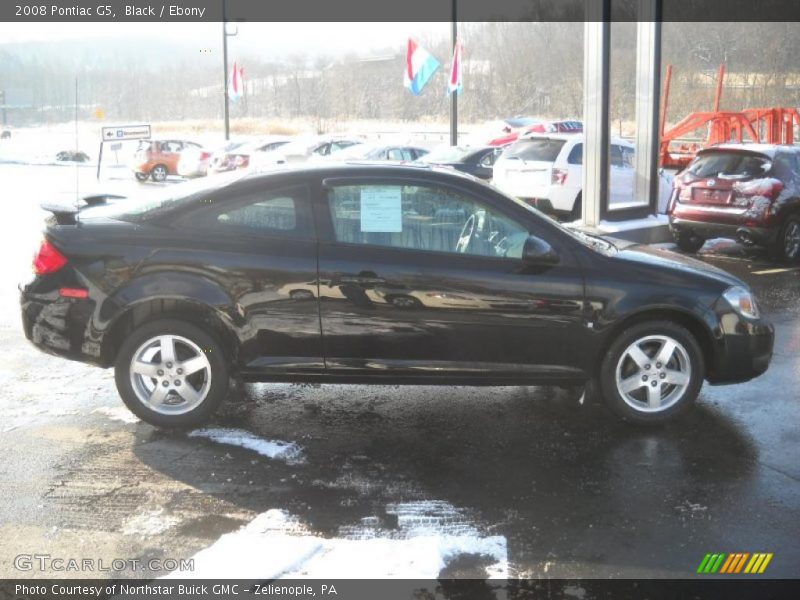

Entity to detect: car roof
[701,143,800,159]
[518,133,632,146]
[239,161,479,184]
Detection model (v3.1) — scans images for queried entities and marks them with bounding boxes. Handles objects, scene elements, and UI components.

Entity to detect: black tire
[114,319,229,428]
[134,172,148,182]
[150,164,168,182]
[599,320,704,424]
[769,215,800,262]
[673,230,705,253]
[569,193,582,221]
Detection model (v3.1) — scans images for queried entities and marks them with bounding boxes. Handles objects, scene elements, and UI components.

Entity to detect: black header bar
[3,0,800,22]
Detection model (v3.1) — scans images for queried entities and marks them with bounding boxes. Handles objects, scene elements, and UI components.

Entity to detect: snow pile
[187,427,305,464]
[164,505,507,579]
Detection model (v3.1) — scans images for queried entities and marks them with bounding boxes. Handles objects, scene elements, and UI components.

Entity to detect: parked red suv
[667,144,800,261]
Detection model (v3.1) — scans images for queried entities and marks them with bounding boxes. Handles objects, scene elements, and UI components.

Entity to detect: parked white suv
[492,133,636,219]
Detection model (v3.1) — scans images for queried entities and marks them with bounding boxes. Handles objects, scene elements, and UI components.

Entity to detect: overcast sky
[0,22,448,58]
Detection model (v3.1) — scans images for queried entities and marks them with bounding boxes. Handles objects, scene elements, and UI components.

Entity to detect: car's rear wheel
[114,319,229,428]
[150,164,168,182]
[771,215,800,262]
[673,230,705,253]
[134,172,148,182]
[599,321,704,424]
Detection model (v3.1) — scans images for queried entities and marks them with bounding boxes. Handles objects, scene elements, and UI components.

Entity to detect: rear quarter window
[567,143,583,165]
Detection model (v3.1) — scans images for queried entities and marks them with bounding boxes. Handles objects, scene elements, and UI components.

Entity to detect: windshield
[80,171,248,223]
[688,152,772,179]
[503,138,566,162]
[420,146,477,163]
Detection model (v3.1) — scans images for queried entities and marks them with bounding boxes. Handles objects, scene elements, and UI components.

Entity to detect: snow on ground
[173,427,507,579]
[92,406,140,424]
[188,427,305,464]
[165,506,507,579]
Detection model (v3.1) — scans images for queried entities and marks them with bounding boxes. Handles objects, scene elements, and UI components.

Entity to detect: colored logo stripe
[698,553,773,574]
[697,553,726,573]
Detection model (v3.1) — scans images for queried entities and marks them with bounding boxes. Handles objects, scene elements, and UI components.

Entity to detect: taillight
[199,151,211,161]
[33,240,67,275]
[59,287,88,299]
[551,168,568,185]
[733,178,783,199]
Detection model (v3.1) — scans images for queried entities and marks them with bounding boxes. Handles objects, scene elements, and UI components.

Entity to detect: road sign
[101,124,150,141]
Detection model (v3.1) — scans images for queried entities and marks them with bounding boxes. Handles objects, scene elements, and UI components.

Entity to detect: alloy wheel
[784,220,800,259]
[615,335,691,413]
[129,334,211,415]
[152,165,167,181]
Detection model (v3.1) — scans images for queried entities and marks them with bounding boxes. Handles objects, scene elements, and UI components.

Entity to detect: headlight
[722,286,759,319]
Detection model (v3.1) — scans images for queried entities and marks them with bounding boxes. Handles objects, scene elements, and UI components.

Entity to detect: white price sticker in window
[360,186,402,233]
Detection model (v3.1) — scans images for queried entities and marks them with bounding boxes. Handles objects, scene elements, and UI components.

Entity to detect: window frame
[317,176,536,262]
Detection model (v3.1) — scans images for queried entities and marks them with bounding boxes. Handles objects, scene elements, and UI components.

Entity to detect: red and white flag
[228,62,244,102]
[447,39,463,95]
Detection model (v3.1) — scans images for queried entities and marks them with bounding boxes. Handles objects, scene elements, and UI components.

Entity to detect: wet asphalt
[0,164,798,580]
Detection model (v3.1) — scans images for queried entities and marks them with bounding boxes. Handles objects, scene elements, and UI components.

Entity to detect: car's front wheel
[114,319,229,428]
[599,321,704,424]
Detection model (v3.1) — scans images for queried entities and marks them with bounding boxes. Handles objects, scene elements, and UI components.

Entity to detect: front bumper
[708,314,774,384]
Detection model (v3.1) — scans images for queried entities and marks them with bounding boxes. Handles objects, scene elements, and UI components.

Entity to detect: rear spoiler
[41,193,127,225]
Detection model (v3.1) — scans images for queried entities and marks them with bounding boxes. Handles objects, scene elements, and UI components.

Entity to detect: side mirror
[522,235,560,266]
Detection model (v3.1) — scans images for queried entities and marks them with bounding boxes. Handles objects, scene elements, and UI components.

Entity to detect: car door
[175,181,323,373]
[161,141,182,174]
[609,144,635,206]
[314,177,586,379]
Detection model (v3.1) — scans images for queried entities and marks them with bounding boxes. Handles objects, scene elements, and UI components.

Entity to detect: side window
[610,145,624,167]
[186,185,312,239]
[479,150,500,168]
[315,144,330,156]
[326,183,529,260]
[567,143,583,165]
[772,152,798,182]
[387,148,409,161]
[621,147,635,168]
[331,141,355,152]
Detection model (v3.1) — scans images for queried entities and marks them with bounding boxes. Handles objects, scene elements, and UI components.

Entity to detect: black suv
[21,165,773,427]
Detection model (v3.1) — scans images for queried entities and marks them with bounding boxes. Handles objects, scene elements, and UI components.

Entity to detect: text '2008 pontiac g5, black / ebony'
[20,164,774,427]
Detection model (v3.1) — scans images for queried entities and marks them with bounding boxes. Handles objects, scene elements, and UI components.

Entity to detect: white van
[492,133,636,219]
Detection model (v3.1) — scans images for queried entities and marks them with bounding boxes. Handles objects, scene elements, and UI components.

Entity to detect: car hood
[613,243,744,288]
